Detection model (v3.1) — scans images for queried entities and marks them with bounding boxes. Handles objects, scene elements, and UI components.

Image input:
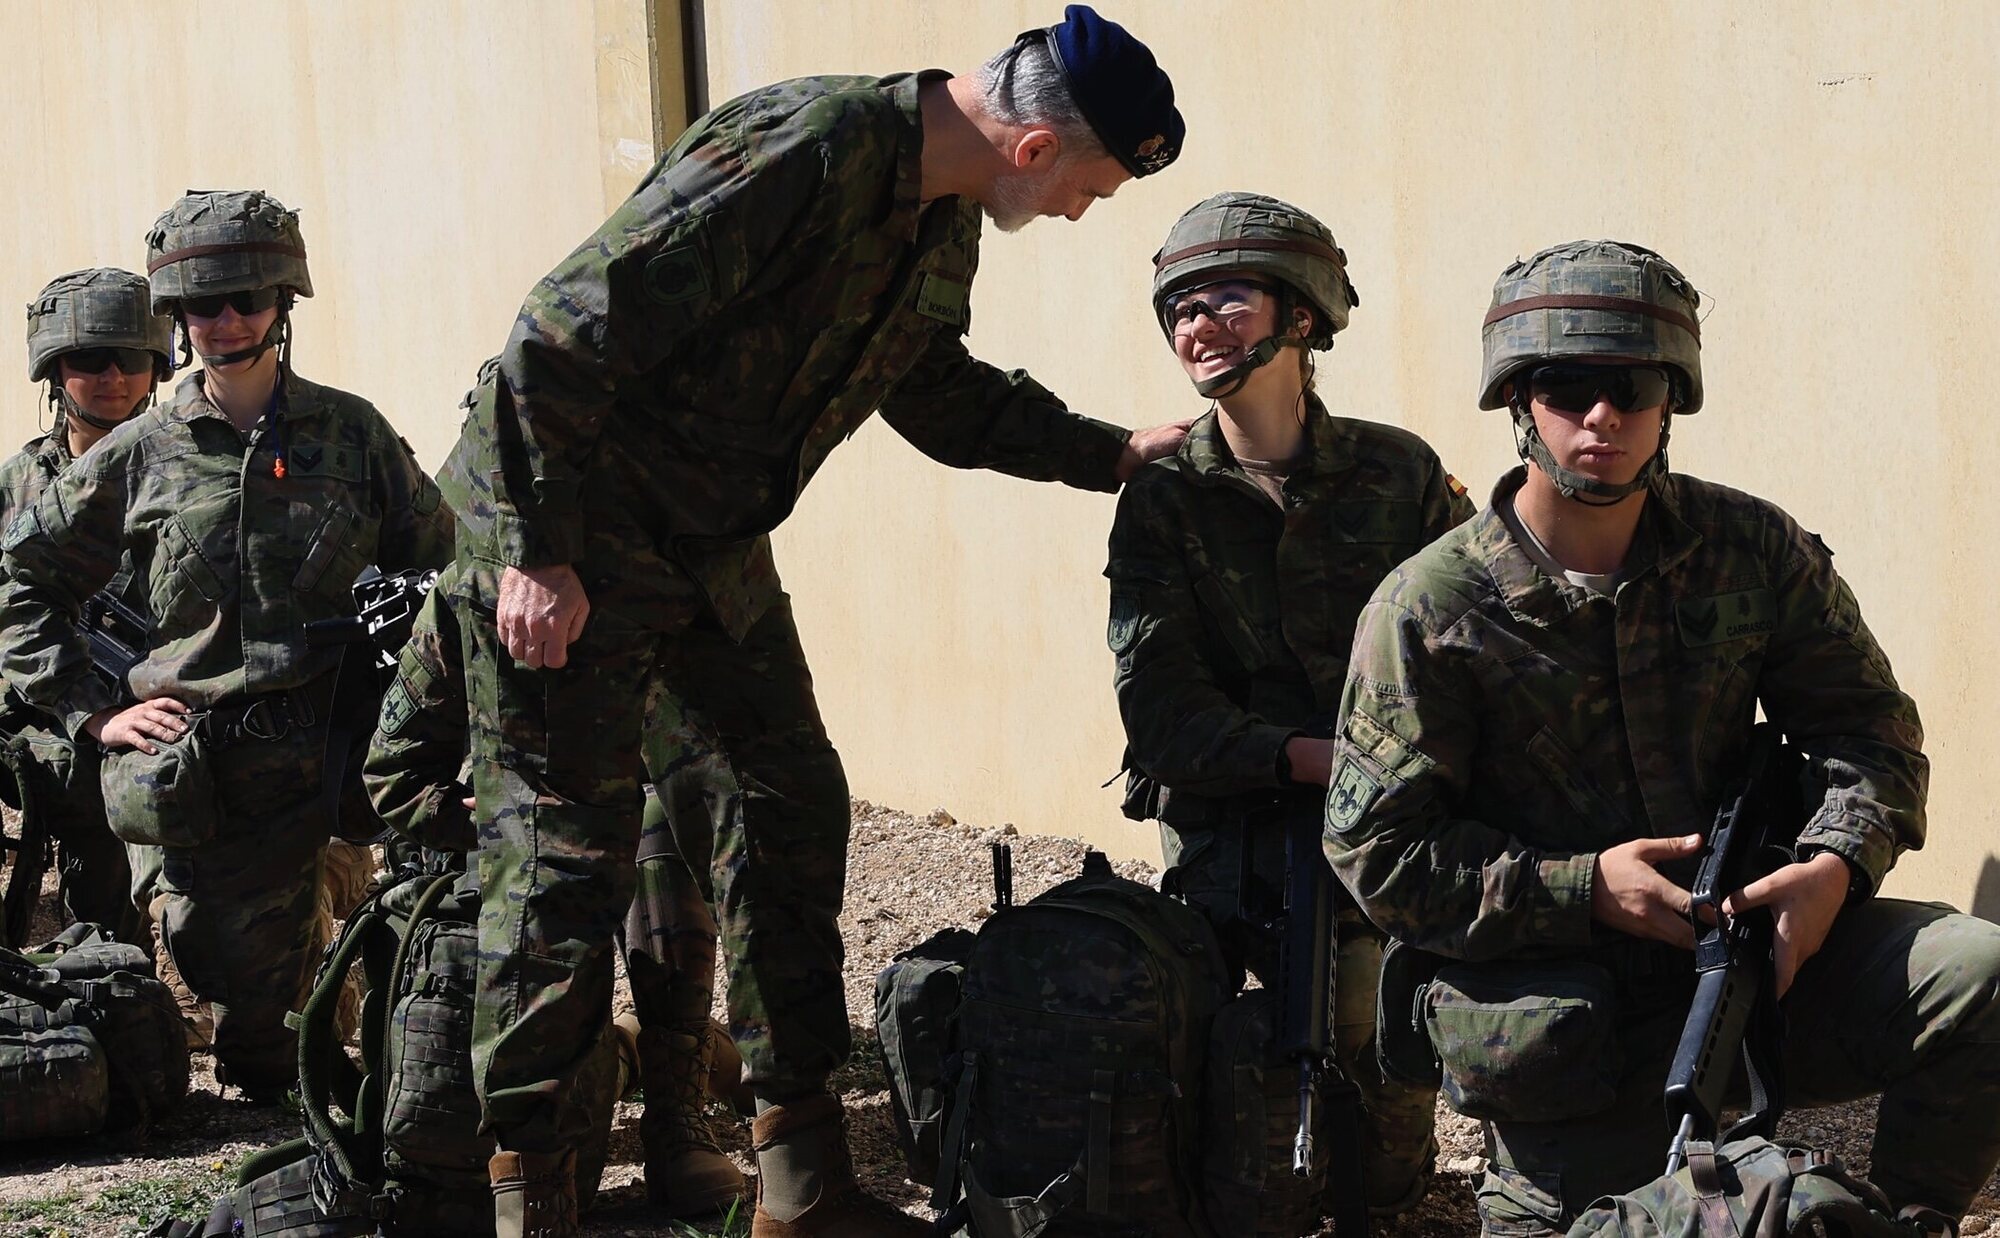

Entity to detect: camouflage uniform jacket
[438,72,1132,639]
[0,372,454,738]
[1106,401,1472,821]
[0,430,147,738]
[1324,467,1926,962]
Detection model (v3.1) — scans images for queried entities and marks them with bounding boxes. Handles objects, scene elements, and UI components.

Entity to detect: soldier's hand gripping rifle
[1662,722,1807,1176]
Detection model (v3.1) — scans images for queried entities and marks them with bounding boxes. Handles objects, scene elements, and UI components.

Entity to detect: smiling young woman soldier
[1104,192,1475,1226]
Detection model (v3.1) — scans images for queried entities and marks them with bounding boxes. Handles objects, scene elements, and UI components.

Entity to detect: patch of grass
[90,1160,234,1227]
[668,1196,749,1236]
[0,1189,89,1236]
[0,1160,235,1236]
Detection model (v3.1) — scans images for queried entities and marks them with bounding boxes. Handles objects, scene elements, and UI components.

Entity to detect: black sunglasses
[179,287,283,319]
[1526,363,1673,414]
[63,347,156,376]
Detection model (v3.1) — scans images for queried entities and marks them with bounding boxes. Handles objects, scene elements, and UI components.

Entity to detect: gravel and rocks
[3,799,1995,1235]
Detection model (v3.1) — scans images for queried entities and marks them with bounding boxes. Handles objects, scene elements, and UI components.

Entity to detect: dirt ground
[2,800,1996,1236]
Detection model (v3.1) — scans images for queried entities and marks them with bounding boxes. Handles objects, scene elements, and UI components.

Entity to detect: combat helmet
[1151,192,1359,398]
[1479,239,1702,503]
[145,189,311,369]
[25,268,175,431]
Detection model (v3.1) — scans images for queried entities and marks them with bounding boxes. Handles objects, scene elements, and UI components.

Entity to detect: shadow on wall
[1972,856,2000,925]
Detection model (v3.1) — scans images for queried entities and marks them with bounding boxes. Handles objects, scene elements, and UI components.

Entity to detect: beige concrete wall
[699,2,2000,910]
[0,0,662,471]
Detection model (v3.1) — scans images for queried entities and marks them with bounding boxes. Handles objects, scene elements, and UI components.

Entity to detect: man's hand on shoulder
[1115,420,1195,483]
[498,563,591,669]
[1591,834,1706,950]
[1724,850,1851,997]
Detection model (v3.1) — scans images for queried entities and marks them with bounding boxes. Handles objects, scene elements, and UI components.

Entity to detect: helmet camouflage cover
[1151,192,1359,348]
[26,268,174,382]
[145,189,312,311]
[1478,239,1703,413]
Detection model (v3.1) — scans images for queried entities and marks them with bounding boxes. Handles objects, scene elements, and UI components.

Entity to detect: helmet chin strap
[52,385,149,433]
[1192,334,1305,399]
[1511,404,1673,506]
[197,313,288,369]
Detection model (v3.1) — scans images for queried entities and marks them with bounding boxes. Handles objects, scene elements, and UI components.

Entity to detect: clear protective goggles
[1160,279,1278,338]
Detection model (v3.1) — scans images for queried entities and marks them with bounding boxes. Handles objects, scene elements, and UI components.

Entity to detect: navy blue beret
[1029,5,1183,177]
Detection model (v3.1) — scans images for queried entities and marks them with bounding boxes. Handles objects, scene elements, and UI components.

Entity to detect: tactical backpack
[1566,1137,1951,1238]
[918,850,1232,1238]
[0,921,189,1141]
[875,926,977,1185]
[196,867,626,1237]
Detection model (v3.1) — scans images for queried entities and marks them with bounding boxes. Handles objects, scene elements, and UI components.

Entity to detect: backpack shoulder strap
[295,873,454,1225]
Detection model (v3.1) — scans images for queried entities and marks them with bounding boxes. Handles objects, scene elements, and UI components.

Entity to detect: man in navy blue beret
[422,7,1193,1237]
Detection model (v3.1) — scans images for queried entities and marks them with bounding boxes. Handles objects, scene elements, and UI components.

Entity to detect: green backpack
[199,867,626,1237]
[0,922,189,1141]
[1566,1137,1953,1238]
[932,851,1231,1238]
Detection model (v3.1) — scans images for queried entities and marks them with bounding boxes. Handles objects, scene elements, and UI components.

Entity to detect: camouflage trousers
[462,550,847,1153]
[624,678,731,1033]
[9,726,142,945]
[149,721,338,1093]
[129,836,375,1049]
[1162,817,1440,1212]
[1470,898,2000,1236]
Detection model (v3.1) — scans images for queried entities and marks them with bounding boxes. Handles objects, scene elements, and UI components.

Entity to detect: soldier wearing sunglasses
[0,268,173,948]
[1322,239,2000,1235]
[0,190,454,1101]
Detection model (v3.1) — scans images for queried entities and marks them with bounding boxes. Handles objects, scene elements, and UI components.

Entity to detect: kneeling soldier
[2,269,171,948]
[1324,239,2000,1235]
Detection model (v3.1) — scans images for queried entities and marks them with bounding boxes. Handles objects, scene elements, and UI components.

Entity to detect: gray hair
[976,39,1107,160]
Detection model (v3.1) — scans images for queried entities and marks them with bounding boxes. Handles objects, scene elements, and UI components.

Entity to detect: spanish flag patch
[1445,473,1468,498]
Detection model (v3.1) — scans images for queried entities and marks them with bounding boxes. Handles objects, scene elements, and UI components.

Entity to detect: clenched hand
[498,563,591,669]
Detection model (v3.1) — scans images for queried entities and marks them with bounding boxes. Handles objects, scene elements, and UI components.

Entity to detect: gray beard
[979,173,1044,234]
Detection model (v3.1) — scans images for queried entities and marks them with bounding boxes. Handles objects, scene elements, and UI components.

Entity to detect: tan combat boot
[149,894,210,1050]
[750,1093,929,1237]
[617,1013,748,1217]
[489,1148,578,1238]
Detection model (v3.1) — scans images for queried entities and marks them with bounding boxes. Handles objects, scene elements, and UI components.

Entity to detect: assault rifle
[305,566,441,844]
[1662,723,1807,1175]
[80,589,148,698]
[303,566,440,680]
[1245,777,1369,1236]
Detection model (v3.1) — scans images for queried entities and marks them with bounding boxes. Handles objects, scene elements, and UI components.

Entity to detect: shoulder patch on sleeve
[1108,590,1141,655]
[643,230,713,308]
[377,676,418,739]
[1445,472,1467,499]
[1327,758,1382,833]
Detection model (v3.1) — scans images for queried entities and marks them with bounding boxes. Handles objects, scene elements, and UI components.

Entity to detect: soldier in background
[365,563,751,1219]
[437,8,1188,1234]
[1107,194,1468,1223]
[0,268,171,948]
[0,190,454,1100]
[1324,239,2000,1235]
